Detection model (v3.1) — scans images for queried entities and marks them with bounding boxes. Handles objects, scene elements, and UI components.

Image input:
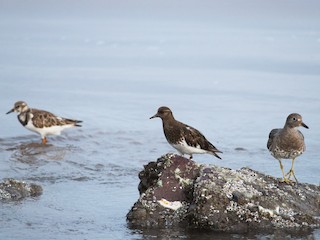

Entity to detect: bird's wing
[181,123,221,152]
[267,128,280,150]
[31,109,80,128]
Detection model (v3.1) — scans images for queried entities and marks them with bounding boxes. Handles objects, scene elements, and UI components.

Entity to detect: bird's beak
[301,122,309,129]
[149,113,159,119]
[6,108,14,114]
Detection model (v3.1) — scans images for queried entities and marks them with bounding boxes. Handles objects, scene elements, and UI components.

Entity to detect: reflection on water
[1,113,319,240]
[9,142,68,163]
[0,0,320,239]
[130,226,318,240]
[0,126,319,239]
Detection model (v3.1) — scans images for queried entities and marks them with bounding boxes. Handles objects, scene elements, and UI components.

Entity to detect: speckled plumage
[7,101,82,144]
[150,106,222,159]
[267,113,308,183]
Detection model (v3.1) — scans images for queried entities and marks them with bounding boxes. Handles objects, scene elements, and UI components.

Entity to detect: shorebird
[7,101,82,144]
[150,106,222,159]
[267,113,308,183]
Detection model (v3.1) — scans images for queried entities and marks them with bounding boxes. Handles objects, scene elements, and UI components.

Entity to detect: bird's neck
[162,115,176,126]
[18,109,31,126]
[283,125,298,132]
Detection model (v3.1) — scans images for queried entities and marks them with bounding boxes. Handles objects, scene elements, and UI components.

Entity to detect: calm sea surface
[0,1,319,239]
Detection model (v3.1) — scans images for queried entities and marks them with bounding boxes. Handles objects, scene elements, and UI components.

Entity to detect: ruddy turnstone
[150,106,222,159]
[7,101,82,144]
[267,113,308,183]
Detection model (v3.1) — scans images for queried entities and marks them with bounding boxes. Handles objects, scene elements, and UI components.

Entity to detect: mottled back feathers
[26,108,82,128]
[7,101,82,143]
[150,106,222,159]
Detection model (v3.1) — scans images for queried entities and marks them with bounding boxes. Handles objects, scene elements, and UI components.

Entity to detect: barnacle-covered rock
[0,178,43,201]
[127,154,320,233]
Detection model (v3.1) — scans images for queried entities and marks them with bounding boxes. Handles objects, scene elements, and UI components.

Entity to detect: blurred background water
[0,0,319,239]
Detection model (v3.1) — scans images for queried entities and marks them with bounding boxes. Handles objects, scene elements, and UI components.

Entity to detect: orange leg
[42,137,47,144]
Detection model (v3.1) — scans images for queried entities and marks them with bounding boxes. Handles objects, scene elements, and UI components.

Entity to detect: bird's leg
[278,159,291,184]
[285,158,298,183]
[42,137,47,144]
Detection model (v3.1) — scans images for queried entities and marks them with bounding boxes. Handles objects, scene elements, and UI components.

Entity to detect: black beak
[301,122,309,129]
[149,113,159,119]
[6,109,14,114]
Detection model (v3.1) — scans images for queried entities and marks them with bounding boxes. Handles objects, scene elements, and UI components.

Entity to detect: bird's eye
[292,117,297,121]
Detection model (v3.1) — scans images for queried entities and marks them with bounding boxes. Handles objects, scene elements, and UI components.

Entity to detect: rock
[0,178,43,201]
[127,154,320,233]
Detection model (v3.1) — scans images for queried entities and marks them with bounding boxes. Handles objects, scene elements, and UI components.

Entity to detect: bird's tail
[74,120,82,127]
[208,145,222,159]
[65,119,83,127]
[210,150,222,160]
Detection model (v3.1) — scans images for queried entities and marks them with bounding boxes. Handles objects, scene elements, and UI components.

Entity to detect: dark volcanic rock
[127,154,320,233]
[0,178,43,201]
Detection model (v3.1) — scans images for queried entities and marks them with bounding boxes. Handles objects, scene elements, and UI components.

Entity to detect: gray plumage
[267,113,308,183]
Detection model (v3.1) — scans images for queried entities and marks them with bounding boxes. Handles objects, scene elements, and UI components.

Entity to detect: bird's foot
[285,169,298,184]
[41,138,47,144]
[279,177,294,184]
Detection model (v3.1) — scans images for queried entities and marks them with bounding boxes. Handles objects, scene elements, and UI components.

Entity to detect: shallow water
[0,1,320,239]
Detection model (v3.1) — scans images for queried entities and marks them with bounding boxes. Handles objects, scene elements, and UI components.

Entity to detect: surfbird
[267,113,308,183]
[7,101,82,144]
[150,106,222,159]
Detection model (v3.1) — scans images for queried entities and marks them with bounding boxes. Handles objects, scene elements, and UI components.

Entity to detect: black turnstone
[267,113,308,183]
[7,101,82,144]
[150,106,222,159]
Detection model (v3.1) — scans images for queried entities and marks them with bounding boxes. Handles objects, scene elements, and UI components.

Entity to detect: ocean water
[0,1,319,239]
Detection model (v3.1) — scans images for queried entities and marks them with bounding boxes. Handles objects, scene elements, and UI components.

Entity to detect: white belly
[25,121,73,138]
[171,139,208,155]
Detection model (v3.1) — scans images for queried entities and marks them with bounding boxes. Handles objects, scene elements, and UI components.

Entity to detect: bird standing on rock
[267,113,308,184]
[150,106,222,160]
[7,101,82,144]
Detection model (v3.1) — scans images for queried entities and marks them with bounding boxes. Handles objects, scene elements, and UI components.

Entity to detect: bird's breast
[18,113,29,126]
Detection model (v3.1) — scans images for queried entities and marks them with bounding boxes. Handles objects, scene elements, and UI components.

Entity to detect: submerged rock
[127,154,320,233]
[0,178,43,201]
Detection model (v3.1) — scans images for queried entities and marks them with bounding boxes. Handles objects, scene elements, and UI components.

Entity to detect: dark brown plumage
[150,106,222,159]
